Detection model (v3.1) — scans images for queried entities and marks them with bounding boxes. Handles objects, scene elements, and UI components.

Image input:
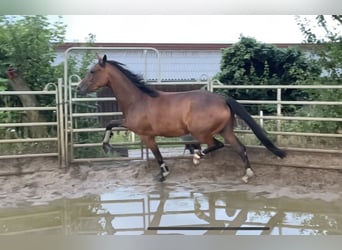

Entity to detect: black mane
[106,60,159,97]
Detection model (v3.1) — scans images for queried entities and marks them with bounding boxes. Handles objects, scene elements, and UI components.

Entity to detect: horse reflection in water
[77,55,286,182]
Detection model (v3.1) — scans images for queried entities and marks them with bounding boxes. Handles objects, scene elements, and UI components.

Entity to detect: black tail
[226,97,286,158]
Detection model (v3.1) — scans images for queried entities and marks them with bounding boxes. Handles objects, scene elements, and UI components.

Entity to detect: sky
[51,15,313,44]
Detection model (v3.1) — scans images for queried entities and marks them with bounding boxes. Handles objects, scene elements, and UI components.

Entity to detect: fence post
[276,87,282,143]
[143,49,148,81]
[208,79,213,92]
[57,78,66,168]
[259,110,264,128]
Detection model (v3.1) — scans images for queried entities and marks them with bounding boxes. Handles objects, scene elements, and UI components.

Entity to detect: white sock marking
[102,130,111,143]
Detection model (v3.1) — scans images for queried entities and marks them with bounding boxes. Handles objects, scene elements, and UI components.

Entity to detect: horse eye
[90,70,95,74]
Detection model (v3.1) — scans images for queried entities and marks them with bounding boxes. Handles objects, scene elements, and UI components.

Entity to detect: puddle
[1,185,341,235]
[1,157,341,235]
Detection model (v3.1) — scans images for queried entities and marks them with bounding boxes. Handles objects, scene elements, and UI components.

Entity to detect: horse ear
[98,54,107,67]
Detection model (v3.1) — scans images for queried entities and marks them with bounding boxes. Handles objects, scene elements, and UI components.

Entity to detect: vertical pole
[68,77,74,165]
[131,132,136,143]
[145,144,150,166]
[276,88,282,143]
[139,139,144,161]
[157,51,161,82]
[208,79,213,93]
[64,51,70,167]
[58,78,66,168]
[259,110,264,128]
[143,49,148,81]
[64,51,68,167]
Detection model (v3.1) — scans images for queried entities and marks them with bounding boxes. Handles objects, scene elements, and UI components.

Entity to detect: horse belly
[126,114,187,137]
[153,118,188,137]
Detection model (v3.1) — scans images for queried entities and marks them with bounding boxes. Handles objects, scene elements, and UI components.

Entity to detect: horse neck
[106,68,146,114]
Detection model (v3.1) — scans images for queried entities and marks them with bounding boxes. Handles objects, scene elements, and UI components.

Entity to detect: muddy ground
[0,147,341,208]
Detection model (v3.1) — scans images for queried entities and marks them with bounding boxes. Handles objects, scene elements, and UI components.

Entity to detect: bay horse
[77,55,286,182]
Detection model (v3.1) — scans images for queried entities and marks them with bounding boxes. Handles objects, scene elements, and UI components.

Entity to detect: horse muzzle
[76,84,88,96]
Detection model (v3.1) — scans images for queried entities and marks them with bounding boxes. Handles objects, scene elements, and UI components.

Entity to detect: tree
[216,36,321,115]
[295,15,342,134]
[296,15,342,82]
[66,33,98,77]
[0,15,66,137]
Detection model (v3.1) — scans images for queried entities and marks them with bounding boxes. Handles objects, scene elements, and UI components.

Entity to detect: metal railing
[0,83,64,166]
[1,78,341,168]
[66,76,144,164]
[65,80,342,166]
[208,80,342,153]
[66,78,210,165]
[64,47,161,165]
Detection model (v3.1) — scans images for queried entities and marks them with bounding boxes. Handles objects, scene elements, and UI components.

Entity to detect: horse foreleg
[141,135,170,182]
[102,119,124,154]
[193,138,224,165]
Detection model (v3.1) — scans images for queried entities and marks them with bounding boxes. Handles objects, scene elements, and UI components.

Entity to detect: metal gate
[0,82,64,166]
[62,47,342,166]
[208,80,342,154]
[62,47,163,166]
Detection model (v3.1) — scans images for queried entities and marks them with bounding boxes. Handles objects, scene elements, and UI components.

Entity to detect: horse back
[159,89,226,108]
[137,89,231,137]
[156,89,230,123]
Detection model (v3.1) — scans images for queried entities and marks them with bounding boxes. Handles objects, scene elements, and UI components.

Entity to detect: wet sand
[0,152,342,208]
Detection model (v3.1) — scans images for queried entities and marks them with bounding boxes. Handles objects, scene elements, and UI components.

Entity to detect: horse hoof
[153,173,161,181]
[154,174,166,182]
[242,168,254,183]
[193,159,200,165]
[193,153,201,165]
[102,143,112,154]
[242,175,249,183]
[246,168,254,178]
[153,171,169,182]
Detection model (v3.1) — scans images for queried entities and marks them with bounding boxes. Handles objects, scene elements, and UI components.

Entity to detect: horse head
[77,55,109,95]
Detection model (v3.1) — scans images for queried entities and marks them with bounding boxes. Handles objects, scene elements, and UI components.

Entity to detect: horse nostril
[76,85,87,96]
[76,86,83,95]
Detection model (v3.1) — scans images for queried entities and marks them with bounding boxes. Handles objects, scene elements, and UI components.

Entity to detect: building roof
[57,42,315,82]
[56,42,312,51]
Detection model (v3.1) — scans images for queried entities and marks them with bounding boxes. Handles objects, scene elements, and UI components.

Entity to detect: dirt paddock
[0,147,341,208]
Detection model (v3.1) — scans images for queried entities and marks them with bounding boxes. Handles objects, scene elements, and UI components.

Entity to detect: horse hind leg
[222,131,254,183]
[193,137,224,165]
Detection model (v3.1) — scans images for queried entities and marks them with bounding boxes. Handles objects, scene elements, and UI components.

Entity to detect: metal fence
[63,47,208,166]
[64,80,342,167]
[66,77,208,165]
[0,82,64,166]
[1,79,341,167]
[208,80,342,153]
[1,46,341,167]
[63,47,162,166]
